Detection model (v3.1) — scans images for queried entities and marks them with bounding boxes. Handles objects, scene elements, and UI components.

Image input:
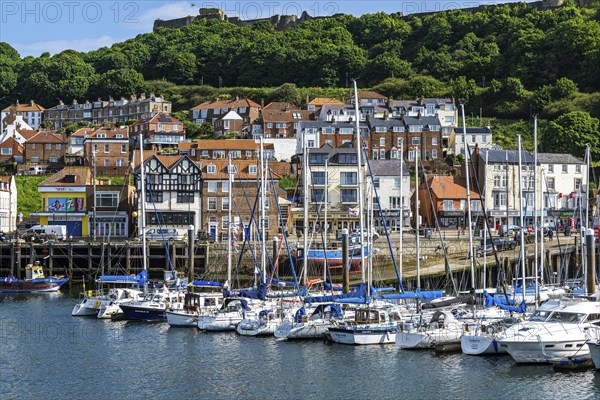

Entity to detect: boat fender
[165,302,171,309]
[465,323,470,333]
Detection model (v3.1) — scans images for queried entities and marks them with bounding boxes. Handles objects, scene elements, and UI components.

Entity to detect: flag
[349,207,359,216]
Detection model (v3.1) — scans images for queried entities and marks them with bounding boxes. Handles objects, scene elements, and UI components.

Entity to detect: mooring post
[48,243,53,276]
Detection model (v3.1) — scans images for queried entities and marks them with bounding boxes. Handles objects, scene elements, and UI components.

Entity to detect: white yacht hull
[588,341,600,369]
[461,334,506,355]
[166,310,198,327]
[501,339,589,363]
[396,331,432,349]
[97,303,123,319]
[71,299,103,316]
[278,321,331,340]
[236,319,278,336]
[328,327,396,345]
[198,314,244,331]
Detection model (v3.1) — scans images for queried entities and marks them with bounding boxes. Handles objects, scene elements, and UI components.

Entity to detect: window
[207,197,217,211]
[46,143,52,150]
[412,137,420,146]
[308,140,315,148]
[261,217,269,229]
[379,149,385,160]
[249,165,257,175]
[56,144,62,150]
[338,154,357,164]
[432,149,438,159]
[341,189,357,203]
[341,172,357,185]
[372,149,379,160]
[222,181,229,193]
[394,177,401,188]
[325,139,333,146]
[312,171,326,185]
[393,126,404,133]
[376,126,387,133]
[562,165,568,173]
[471,135,476,143]
[548,164,554,173]
[482,135,487,144]
[547,177,555,190]
[246,151,253,157]
[267,123,273,128]
[432,137,438,146]
[373,178,380,189]
[207,182,217,192]
[324,128,335,135]
[207,164,216,174]
[576,164,581,173]
[1,148,12,155]
[339,128,353,134]
[116,159,124,167]
[263,197,270,210]
[145,191,163,203]
[389,197,401,209]
[222,197,230,210]
[32,156,39,163]
[96,192,118,207]
[409,125,423,132]
[227,165,237,174]
[121,144,127,153]
[443,200,454,211]
[31,144,36,150]
[391,150,398,159]
[103,159,109,167]
[93,144,98,153]
[276,123,286,129]
[379,137,385,146]
[575,178,582,191]
[311,189,325,203]
[408,150,415,162]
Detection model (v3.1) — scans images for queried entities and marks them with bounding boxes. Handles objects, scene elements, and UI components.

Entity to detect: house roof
[71,128,89,138]
[537,153,584,165]
[426,175,480,200]
[27,131,66,144]
[1,101,45,113]
[0,175,13,191]
[217,110,243,121]
[38,166,92,187]
[263,102,301,111]
[479,149,534,164]
[308,97,345,106]
[453,127,492,134]
[369,160,409,177]
[16,129,38,140]
[262,108,313,123]
[190,98,261,111]
[188,139,258,151]
[403,116,441,128]
[131,112,182,126]
[86,126,129,140]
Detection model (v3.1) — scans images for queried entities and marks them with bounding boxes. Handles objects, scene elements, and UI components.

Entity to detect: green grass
[15,176,45,218]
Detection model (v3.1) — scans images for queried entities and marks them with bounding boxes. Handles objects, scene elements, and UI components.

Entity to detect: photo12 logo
[1,1,140,24]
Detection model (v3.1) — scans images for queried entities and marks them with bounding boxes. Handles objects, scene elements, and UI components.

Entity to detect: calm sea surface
[2,293,600,399]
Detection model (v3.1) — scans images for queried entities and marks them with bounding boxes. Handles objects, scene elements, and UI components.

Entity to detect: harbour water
[2,293,600,399]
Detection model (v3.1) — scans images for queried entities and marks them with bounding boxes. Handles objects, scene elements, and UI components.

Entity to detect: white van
[144,228,180,241]
[25,225,67,241]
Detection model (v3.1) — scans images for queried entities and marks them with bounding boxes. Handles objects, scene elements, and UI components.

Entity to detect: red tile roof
[1,101,45,113]
[190,98,261,111]
[426,176,480,200]
[27,131,66,144]
[38,166,92,187]
[308,97,344,106]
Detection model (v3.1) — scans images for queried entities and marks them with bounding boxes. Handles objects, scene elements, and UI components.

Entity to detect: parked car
[144,228,180,241]
[0,231,8,242]
[476,237,516,256]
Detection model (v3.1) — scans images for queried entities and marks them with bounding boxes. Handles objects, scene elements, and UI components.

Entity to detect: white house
[0,176,17,232]
[369,159,411,231]
[0,115,33,145]
[452,127,493,156]
[1,101,45,130]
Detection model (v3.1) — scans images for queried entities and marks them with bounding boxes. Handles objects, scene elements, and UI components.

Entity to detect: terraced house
[24,131,67,165]
[1,100,45,130]
[131,112,185,152]
[190,98,261,136]
[83,126,129,175]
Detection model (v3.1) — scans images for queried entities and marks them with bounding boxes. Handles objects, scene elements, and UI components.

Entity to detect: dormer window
[227,165,237,174]
[116,134,123,138]
[249,165,257,175]
[207,164,216,174]
[293,113,301,119]
[97,133,106,138]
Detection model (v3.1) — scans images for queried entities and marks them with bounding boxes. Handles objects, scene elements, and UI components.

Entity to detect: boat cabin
[25,262,45,280]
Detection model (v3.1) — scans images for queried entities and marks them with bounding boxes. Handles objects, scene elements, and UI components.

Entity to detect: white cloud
[133,2,198,30]
[13,35,118,57]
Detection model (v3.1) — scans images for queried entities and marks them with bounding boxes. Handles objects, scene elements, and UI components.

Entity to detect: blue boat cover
[225,284,267,300]
[304,283,367,304]
[324,282,343,291]
[222,298,250,310]
[484,291,527,313]
[312,304,343,319]
[191,280,224,288]
[97,275,140,283]
[497,300,527,313]
[371,286,396,294]
[270,278,297,288]
[294,307,306,323]
[336,297,370,304]
[378,290,444,300]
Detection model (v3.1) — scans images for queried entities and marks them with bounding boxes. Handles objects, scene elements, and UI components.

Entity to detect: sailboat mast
[586,144,591,230]
[533,116,539,308]
[352,80,366,283]
[227,153,233,286]
[323,158,328,283]
[540,167,545,287]
[461,104,476,291]
[260,137,267,285]
[302,130,309,287]
[483,149,488,290]
[517,135,527,302]
[139,133,147,276]
[399,139,404,284]
[415,146,421,291]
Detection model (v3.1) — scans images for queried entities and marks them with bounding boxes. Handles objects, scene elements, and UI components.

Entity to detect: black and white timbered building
[134,154,202,237]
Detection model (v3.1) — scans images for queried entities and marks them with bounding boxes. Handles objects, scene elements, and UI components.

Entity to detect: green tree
[542,111,600,159]
[95,68,145,98]
[452,76,477,104]
[155,47,197,84]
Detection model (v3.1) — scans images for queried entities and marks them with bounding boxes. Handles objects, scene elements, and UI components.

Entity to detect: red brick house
[83,126,129,175]
[190,97,261,127]
[0,136,23,162]
[24,131,67,164]
[259,102,314,139]
[130,112,185,152]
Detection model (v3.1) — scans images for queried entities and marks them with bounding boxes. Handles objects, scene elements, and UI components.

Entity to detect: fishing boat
[297,245,370,271]
[0,262,69,294]
[498,299,600,363]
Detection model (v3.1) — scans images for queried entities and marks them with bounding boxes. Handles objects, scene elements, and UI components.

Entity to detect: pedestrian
[548,229,554,241]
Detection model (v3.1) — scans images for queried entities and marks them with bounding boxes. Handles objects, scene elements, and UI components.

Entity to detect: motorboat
[119,288,184,321]
[461,317,522,355]
[166,292,223,327]
[327,306,402,345]
[498,299,600,363]
[1,262,69,294]
[72,273,145,317]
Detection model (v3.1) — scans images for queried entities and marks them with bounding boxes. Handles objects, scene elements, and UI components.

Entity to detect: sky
[1,0,499,57]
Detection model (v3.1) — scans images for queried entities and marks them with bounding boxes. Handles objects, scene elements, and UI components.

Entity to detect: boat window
[546,312,586,323]
[529,310,552,322]
[545,345,555,348]
[587,313,600,322]
[565,344,573,348]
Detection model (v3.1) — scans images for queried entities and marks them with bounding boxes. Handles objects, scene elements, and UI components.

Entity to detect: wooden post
[341,229,349,294]
[187,225,195,282]
[88,246,93,274]
[10,242,14,277]
[48,243,53,276]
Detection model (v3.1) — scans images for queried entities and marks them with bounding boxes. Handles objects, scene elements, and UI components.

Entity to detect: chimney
[130,94,137,100]
[72,99,78,105]
[16,100,19,106]
[30,100,34,107]
[149,92,155,98]
[59,100,64,105]
[140,92,146,100]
